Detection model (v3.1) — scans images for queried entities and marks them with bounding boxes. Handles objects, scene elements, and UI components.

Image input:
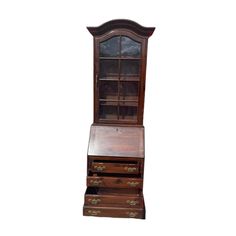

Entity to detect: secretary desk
[83,19,155,219]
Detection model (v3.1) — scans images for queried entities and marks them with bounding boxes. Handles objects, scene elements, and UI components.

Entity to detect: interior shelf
[99,114,118,120]
[100,101,138,107]
[99,77,140,81]
[99,97,138,102]
[99,57,141,60]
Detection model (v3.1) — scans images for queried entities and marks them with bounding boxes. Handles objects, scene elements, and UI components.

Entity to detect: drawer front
[85,194,143,208]
[91,162,139,174]
[87,177,143,189]
[83,206,144,219]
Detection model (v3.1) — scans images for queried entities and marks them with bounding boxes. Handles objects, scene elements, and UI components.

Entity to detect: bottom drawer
[83,206,145,219]
[84,187,143,208]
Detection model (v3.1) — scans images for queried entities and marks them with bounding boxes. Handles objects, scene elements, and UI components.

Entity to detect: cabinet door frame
[93,29,148,125]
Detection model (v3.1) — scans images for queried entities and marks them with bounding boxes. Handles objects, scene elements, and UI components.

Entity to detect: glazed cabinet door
[94,32,146,124]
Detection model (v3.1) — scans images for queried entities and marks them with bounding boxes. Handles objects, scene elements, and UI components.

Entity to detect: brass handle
[88,210,101,216]
[94,165,106,171]
[126,211,138,218]
[124,167,137,173]
[89,180,102,186]
[127,181,139,187]
[126,200,139,206]
[88,198,101,205]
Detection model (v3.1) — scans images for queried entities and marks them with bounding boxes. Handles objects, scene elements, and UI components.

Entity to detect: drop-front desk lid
[88,125,144,158]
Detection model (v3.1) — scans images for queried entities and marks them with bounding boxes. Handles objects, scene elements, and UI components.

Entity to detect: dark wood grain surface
[84,187,143,208]
[90,161,139,174]
[87,176,143,189]
[88,125,144,158]
[83,206,145,219]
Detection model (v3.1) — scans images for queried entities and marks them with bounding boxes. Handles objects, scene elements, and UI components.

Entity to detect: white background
[0,0,236,235]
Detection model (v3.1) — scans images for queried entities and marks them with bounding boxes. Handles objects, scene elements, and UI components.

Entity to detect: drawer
[87,176,143,189]
[90,162,139,174]
[83,206,145,219]
[84,187,143,208]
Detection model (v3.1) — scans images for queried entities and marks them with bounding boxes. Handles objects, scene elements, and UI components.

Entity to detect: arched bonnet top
[87,19,155,37]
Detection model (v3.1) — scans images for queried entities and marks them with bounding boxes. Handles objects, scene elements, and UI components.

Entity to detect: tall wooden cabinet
[83,19,155,219]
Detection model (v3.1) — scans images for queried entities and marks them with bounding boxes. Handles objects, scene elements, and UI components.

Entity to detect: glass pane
[100,36,120,57]
[121,36,141,57]
[120,81,138,101]
[99,103,118,120]
[99,81,118,100]
[119,105,137,121]
[100,59,119,78]
[120,60,140,76]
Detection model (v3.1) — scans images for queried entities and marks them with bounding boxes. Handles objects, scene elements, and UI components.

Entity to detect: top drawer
[90,162,139,174]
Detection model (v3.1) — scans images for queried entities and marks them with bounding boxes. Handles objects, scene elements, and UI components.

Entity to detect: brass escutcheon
[126,211,138,218]
[88,210,101,216]
[124,167,137,173]
[127,181,139,187]
[94,165,106,171]
[90,180,102,186]
[126,200,139,206]
[88,198,101,205]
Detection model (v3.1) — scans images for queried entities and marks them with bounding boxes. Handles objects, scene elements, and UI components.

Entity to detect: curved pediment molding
[87,19,155,37]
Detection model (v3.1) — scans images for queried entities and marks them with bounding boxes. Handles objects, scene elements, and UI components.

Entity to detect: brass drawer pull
[88,210,101,216]
[88,198,101,205]
[124,167,137,173]
[94,165,106,171]
[126,200,139,206]
[127,181,139,187]
[89,180,102,186]
[126,211,138,218]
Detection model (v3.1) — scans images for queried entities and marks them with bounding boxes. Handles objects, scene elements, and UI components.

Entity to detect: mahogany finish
[83,206,145,218]
[87,176,143,189]
[84,187,143,208]
[88,126,144,158]
[83,19,155,219]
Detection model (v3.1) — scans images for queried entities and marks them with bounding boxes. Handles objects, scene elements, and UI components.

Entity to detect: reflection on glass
[98,35,141,122]
[119,105,137,121]
[100,36,120,57]
[121,60,140,76]
[99,103,118,120]
[100,36,141,58]
[120,82,138,100]
[100,60,119,78]
[121,36,141,57]
[99,81,118,100]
